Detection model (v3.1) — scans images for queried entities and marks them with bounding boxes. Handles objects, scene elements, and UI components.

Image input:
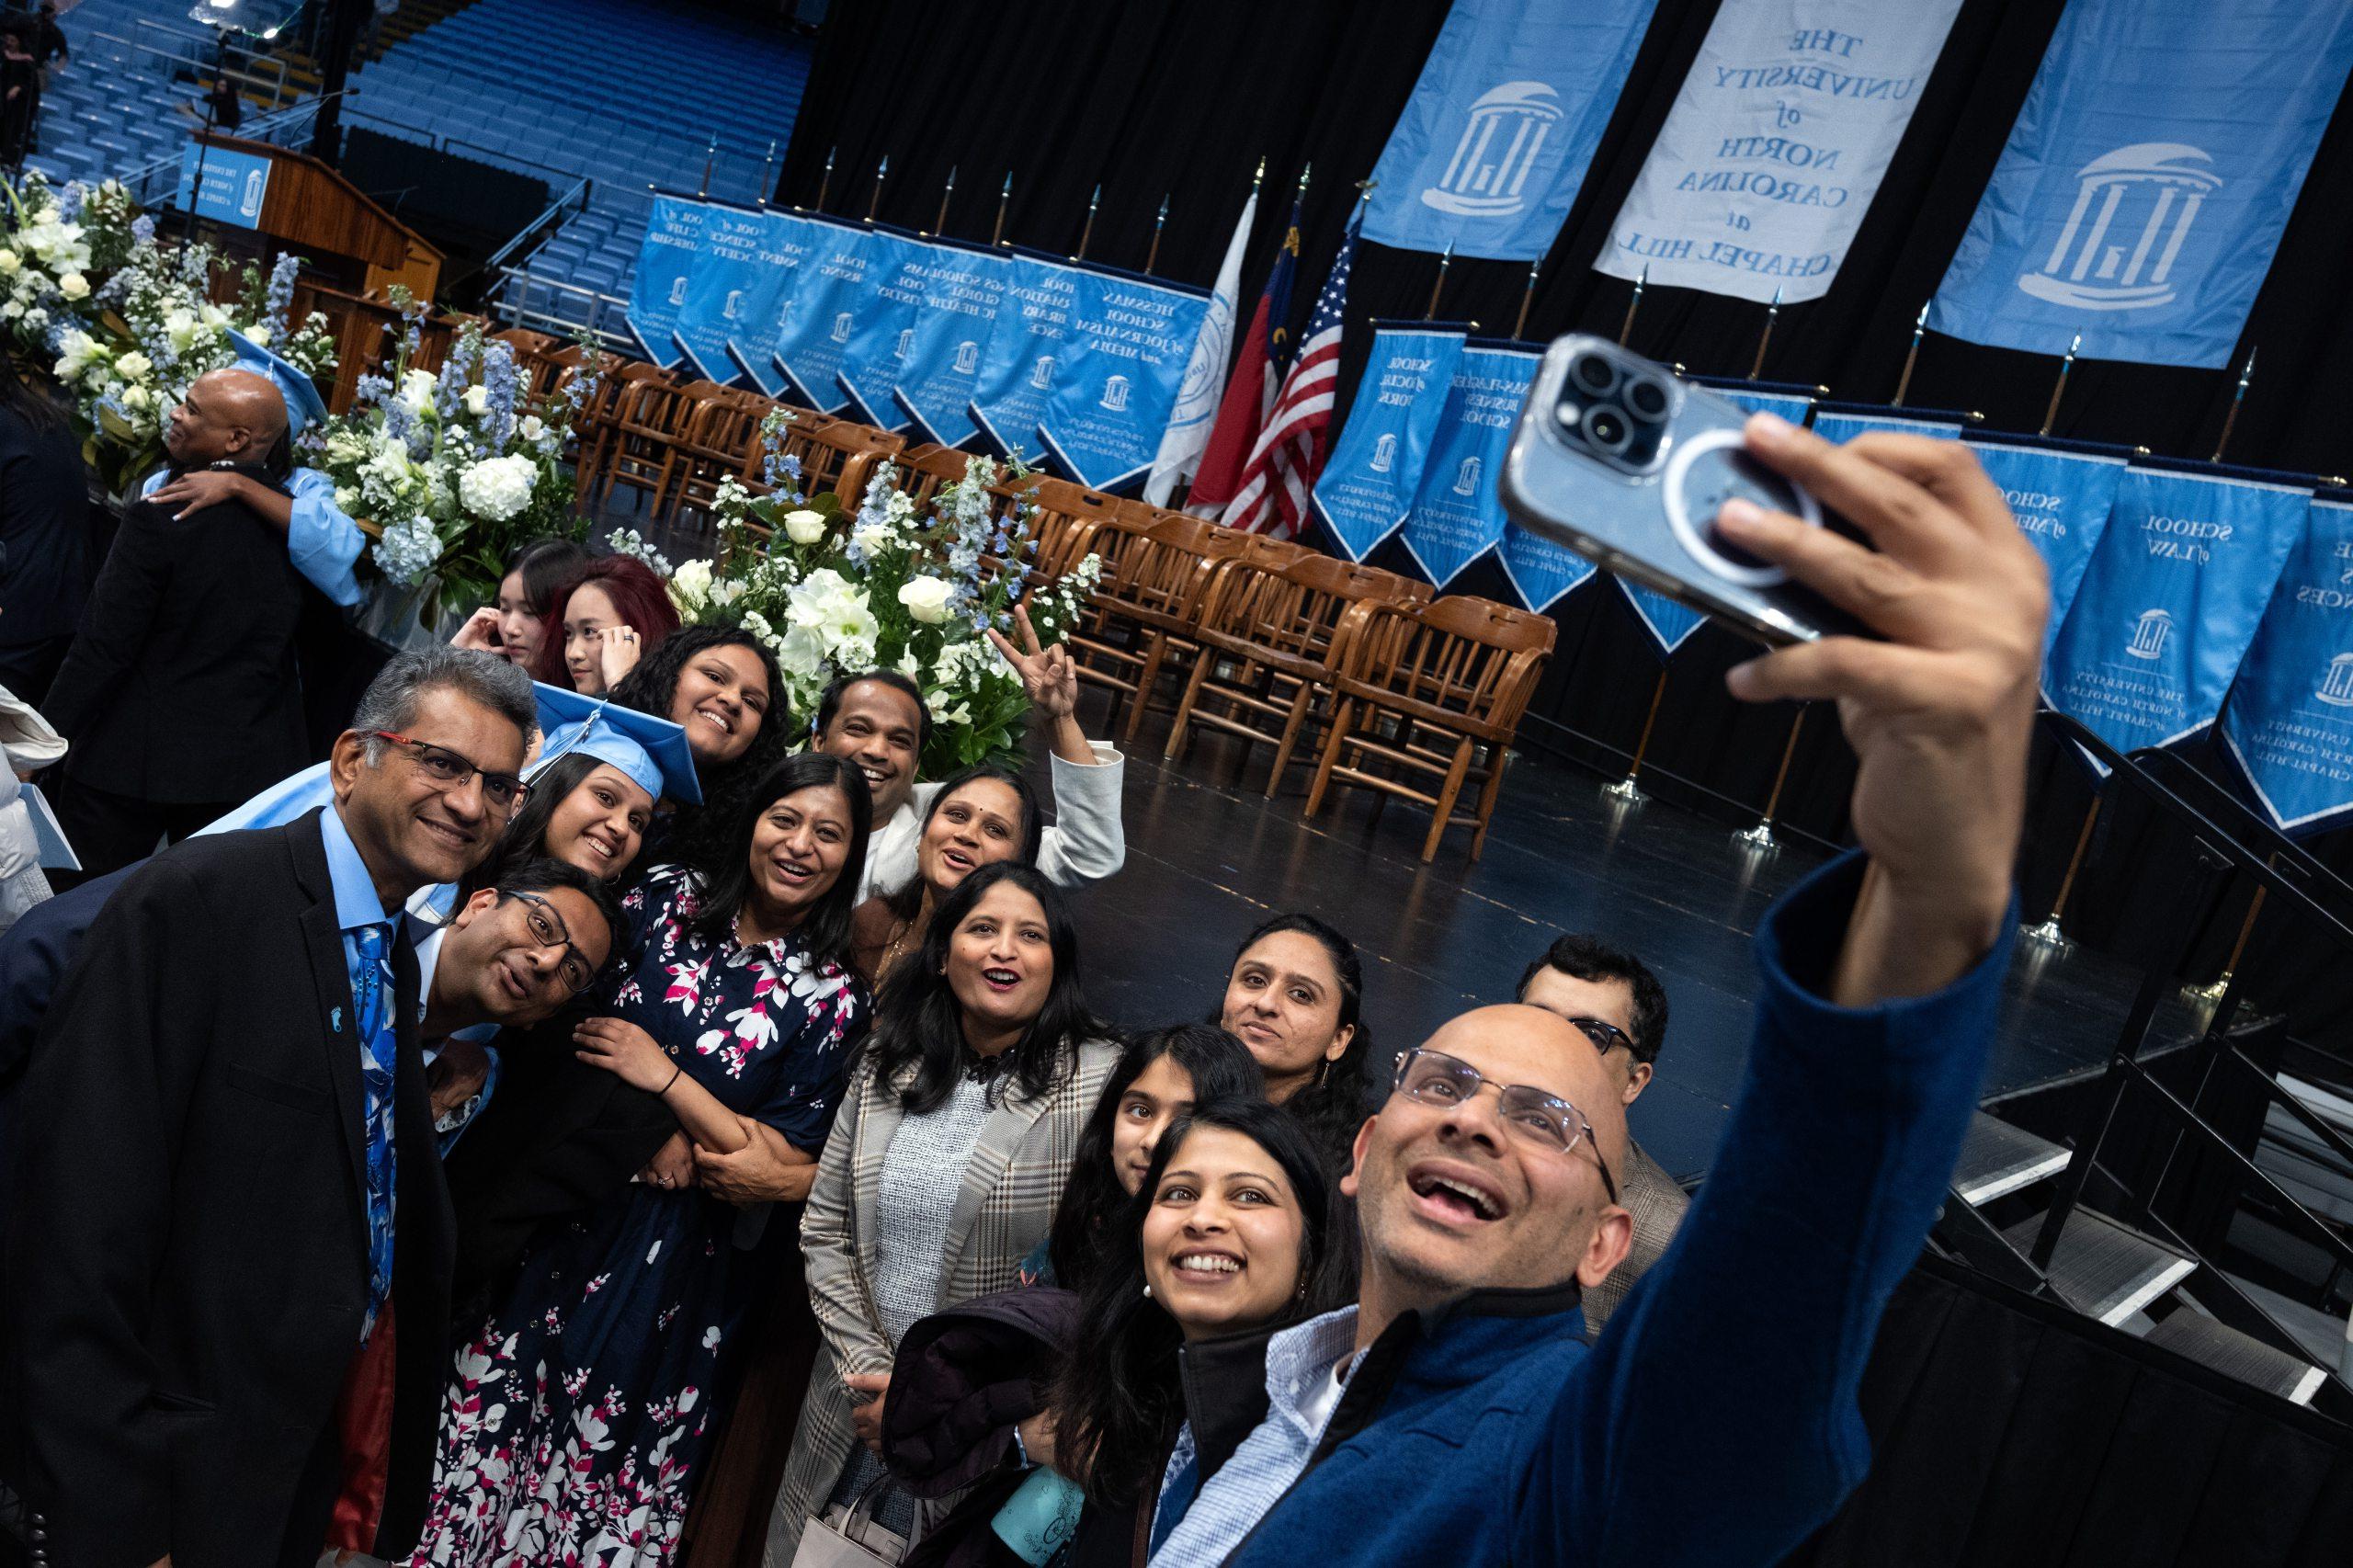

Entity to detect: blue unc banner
[2221,496,2353,835]
[2047,466,2308,756]
[672,204,779,384]
[722,210,820,389]
[835,227,933,433]
[626,196,709,369]
[1690,377,1817,426]
[1399,343,1540,585]
[767,215,874,413]
[893,241,1010,448]
[1496,518,1596,613]
[968,249,1086,463]
[1963,438,2129,660]
[1620,581,1707,655]
[1364,0,1661,261]
[1035,267,1211,493]
[1809,408,1961,445]
[1929,1,2353,369]
[1313,324,1468,562]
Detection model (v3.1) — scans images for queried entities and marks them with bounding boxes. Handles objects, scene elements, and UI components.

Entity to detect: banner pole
[866,155,890,222]
[756,140,777,208]
[1892,301,1927,407]
[1511,256,1541,342]
[699,132,717,199]
[2038,332,2080,437]
[2185,876,2268,1005]
[1746,284,1781,381]
[1615,264,1645,347]
[1143,194,1169,276]
[933,165,957,235]
[2210,346,2257,463]
[992,172,1012,246]
[815,146,835,212]
[2022,794,2101,949]
[1424,240,1454,322]
[1076,183,1101,260]
[1253,154,1267,199]
[1733,707,1807,849]
[1601,667,1669,804]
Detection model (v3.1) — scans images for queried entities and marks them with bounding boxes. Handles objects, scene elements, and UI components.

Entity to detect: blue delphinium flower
[55,182,83,222]
[265,253,301,335]
[480,341,519,448]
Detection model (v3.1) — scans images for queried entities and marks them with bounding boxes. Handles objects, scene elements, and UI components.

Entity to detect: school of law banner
[2220,495,2353,835]
[720,210,819,389]
[766,215,873,412]
[967,248,1086,463]
[1929,0,2353,369]
[625,196,709,369]
[1313,324,1468,562]
[1364,0,1660,261]
[1598,0,1964,302]
[1963,437,2130,659]
[892,240,1010,448]
[834,226,933,433]
[670,203,788,384]
[2046,465,2308,756]
[1398,342,1540,585]
[1808,407,1961,446]
[1034,267,1211,493]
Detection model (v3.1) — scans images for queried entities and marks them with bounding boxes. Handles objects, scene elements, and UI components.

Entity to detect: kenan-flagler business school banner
[2221,494,2353,835]
[1398,341,1541,585]
[1597,0,1964,303]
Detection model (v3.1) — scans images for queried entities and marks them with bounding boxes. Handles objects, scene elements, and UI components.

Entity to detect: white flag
[1144,190,1257,506]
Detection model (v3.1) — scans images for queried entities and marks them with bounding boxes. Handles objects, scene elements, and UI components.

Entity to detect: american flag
[1221,213,1357,537]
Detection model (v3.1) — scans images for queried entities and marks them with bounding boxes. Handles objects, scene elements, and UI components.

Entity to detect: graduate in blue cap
[134,328,369,608]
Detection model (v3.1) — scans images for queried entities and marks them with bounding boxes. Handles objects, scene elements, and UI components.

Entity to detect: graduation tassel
[1892,301,1928,407]
[1511,256,1541,342]
[1746,284,1781,381]
[1075,183,1101,260]
[814,145,835,212]
[1143,194,1169,275]
[1424,240,1454,322]
[757,139,777,208]
[1616,263,1645,347]
[698,131,718,199]
[2038,332,2080,437]
[992,172,1012,246]
[867,155,890,222]
[933,165,957,235]
[2211,346,2256,463]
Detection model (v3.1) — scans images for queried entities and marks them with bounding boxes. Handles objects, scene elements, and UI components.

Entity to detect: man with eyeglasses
[1148,419,2045,1568]
[7,646,538,1568]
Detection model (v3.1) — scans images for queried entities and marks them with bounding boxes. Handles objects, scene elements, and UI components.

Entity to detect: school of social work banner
[967,249,1087,464]
[1399,343,1540,585]
[1036,267,1212,492]
[2045,466,2307,757]
[1313,324,1468,562]
[2220,496,2353,835]
[834,227,934,433]
[1364,0,1660,261]
[626,196,709,369]
[1597,0,1963,303]
[672,205,809,386]
[1929,1,2353,369]
[893,241,1009,448]
[1963,437,2129,661]
[767,215,875,413]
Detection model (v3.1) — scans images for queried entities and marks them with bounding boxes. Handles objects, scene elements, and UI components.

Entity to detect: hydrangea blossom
[372,514,442,585]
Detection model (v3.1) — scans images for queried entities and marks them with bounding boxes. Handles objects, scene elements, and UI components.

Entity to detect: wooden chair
[491,327,566,406]
[661,385,771,527]
[572,359,673,504]
[598,378,734,519]
[1069,510,1247,742]
[1025,478,1121,581]
[1304,595,1556,861]
[745,415,905,506]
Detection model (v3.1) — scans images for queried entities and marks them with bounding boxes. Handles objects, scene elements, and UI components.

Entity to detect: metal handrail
[483,176,595,274]
[116,94,336,210]
[338,105,587,190]
[87,28,290,110]
[487,267,633,352]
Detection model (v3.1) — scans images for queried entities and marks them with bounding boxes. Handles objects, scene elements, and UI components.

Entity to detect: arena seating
[25,0,273,190]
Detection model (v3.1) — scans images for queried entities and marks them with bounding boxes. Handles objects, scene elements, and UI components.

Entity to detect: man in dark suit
[42,367,311,881]
[7,646,538,1568]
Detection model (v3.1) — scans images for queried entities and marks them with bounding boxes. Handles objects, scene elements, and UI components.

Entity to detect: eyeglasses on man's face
[1391,1046,1620,1206]
[1566,1015,1636,1059]
[374,731,529,813]
[505,890,597,995]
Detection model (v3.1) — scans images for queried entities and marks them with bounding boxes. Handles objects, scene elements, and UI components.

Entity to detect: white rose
[0,252,18,274]
[199,303,230,329]
[896,575,952,625]
[121,386,149,410]
[55,272,88,301]
[462,384,490,416]
[244,324,270,347]
[519,414,545,441]
[114,351,153,382]
[334,486,358,511]
[781,508,827,546]
[400,368,438,412]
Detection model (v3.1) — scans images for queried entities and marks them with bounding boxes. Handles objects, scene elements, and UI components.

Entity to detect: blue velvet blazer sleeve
[1521,851,2016,1568]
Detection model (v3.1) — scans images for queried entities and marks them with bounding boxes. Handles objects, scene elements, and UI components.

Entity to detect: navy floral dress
[404,867,869,1566]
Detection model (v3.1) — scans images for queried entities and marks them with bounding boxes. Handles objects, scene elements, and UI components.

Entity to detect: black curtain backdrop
[779,0,2353,1045]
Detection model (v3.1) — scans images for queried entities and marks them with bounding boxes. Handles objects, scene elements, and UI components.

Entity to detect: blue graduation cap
[531,682,703,806]
[226,327,328,439]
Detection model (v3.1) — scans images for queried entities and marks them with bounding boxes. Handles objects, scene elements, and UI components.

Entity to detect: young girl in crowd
[770,862,1118,1558]
[449,536,593,669]
[404,753,873,1564]
[535,554,682,695]
[612,624,790,872]
[1217,914,1378,1170]
[851,761,1040,987]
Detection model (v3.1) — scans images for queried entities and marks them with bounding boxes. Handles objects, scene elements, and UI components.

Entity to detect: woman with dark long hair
[0,334,88,703]
[1216,914,1378,1170]
[611,623,790,877]
[449,535,594,669]
[849,760,1040,987]
[532,553,682,694]
[769,862,1118,1558]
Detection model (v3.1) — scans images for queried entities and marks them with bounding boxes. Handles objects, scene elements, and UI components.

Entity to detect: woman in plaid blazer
[766,863,1118,1562]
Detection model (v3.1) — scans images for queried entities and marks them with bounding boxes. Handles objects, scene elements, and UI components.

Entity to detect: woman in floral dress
[404,754,874,1566]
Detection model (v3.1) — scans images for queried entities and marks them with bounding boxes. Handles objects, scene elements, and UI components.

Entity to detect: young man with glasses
[7,646,539,1568]
[1148,416,2046,1568]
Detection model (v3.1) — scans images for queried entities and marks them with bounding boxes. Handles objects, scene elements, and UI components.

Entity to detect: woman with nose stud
[850,761,1042,989]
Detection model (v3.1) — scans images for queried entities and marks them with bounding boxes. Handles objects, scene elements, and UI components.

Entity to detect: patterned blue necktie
[352,923,399,1344]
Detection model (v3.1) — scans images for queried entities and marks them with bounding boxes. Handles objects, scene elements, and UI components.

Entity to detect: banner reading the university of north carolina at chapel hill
[2220,496,2353,835]
[1364,0,1660,261]
[1963,437,2130,661]
[2046,465,2308,756]
[767,214,873,414]
[1313,324,1467,562]
[1598,0,1964,303]
[626,196,708,369]
[1929,0,2353,369]
[1399,342,1540,585]
[1035,266,1211,493]
[967,248,1086,464]
[671,203,795,385]
[835,226,933,433]
[892,239,1010,449]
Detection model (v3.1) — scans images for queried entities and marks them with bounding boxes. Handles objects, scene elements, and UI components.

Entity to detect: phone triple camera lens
[1624,376,1671,421]
[1570,354,1618,397]
[1585,407,1630,453]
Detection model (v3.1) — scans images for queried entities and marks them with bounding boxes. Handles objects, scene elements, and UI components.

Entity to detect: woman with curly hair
[610,623,791,878]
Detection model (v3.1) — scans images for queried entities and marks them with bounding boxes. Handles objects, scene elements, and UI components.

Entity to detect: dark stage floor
[1054,689,2200,1186]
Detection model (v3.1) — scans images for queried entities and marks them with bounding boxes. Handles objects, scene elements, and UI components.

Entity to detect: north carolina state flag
[1184,202,1301,516]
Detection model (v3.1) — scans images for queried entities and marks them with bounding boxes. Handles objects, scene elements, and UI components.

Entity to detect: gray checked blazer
[1583,1138,1692,1334]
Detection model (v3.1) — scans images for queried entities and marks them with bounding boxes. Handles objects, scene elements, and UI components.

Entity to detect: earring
[1142,1283,1153,1300]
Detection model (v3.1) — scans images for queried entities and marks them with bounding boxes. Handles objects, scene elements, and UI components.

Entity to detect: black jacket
[6,812,455,1567]
[0,402,91,648]
[44,468,308,802]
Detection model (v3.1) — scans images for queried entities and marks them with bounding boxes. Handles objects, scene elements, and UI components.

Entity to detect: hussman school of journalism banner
[1035,267,1211,493]
[1597,0,1964,303]
[2221,495,2353,835]
[1931,0,2353,369]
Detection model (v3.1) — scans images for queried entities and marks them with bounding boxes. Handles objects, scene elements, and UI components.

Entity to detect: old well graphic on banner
[1929,0,2353,368]
[1035,267,1211,493]
[834,226,932,433]
[767,215,873,415]
[672,203,800,385]
[892,240,1010,448]
[2045,465,2308,757]
[1313,324,1467,562]
[2221,496,2353,835]
[1598,0,1964,303]
[720,210,818,391]
[1963,438,2129,661]
[1399,343,1540,585]
[967,248,1086,463]
[625,196,709,369]
[1363,0,1661,261]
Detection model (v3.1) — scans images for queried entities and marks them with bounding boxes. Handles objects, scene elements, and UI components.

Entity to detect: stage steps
[2144,1312,2331,1406]
[1951,1112,2071,1207]
[2000,1208,2199,1326]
